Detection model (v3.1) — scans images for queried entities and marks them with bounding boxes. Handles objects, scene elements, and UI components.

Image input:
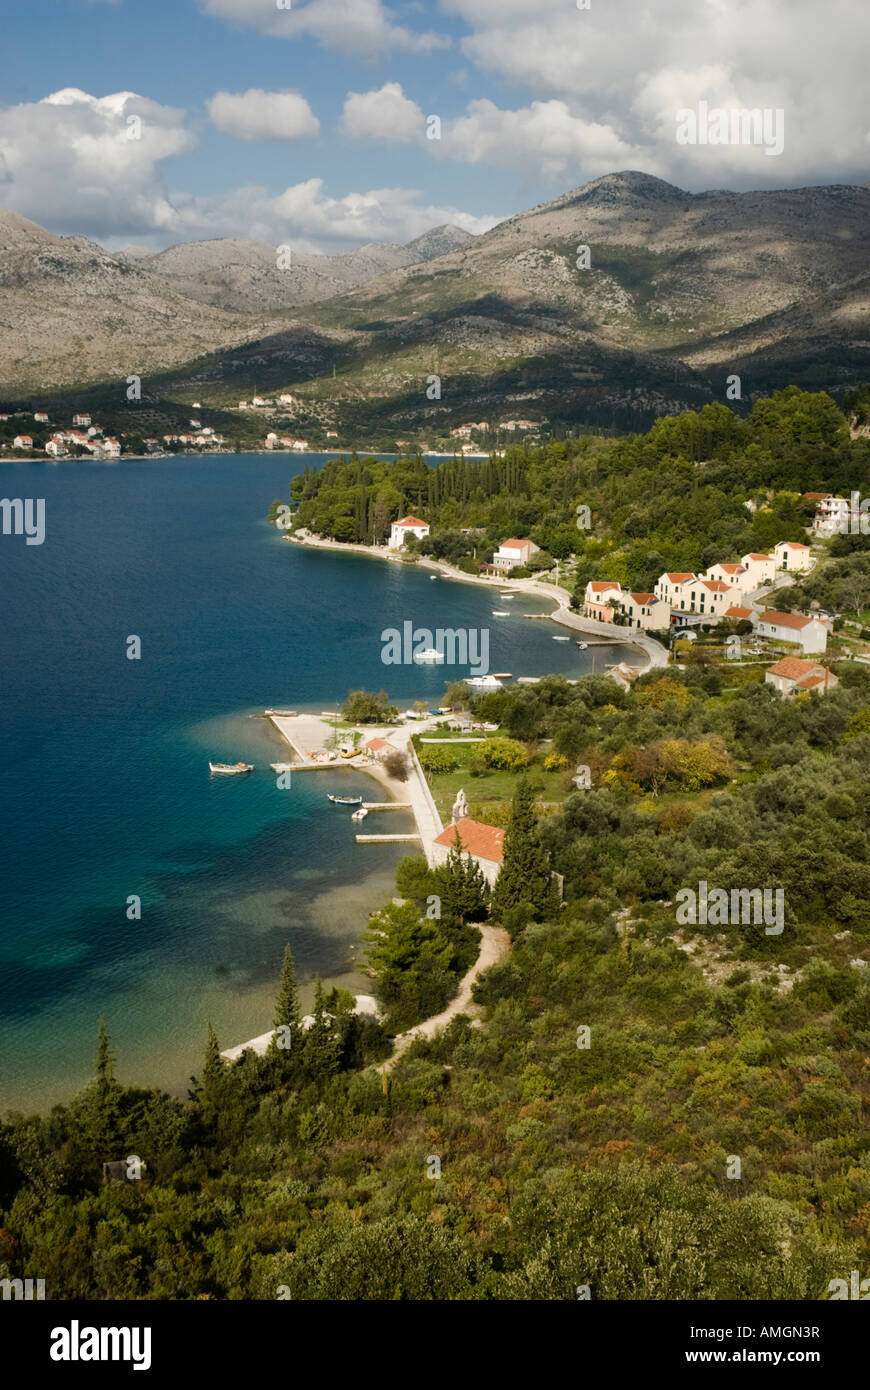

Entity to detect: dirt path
[381,922,510,1072]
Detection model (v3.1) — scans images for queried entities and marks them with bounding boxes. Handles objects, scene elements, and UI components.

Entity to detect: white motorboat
[209,761,254,774]
[576,641,588,649]
[351,808,369,822]
[552,635,570,641]
[414,647,444,662]
[492,610,510,616]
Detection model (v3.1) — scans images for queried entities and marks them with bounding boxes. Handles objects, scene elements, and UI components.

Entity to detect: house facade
[756,609,828,654]
[703,561,748,595]
[654,572,696,613]
[492,538,540,571]
[583,580,622,621]
[614,591,670,630]
[740,553,776,586]
[773,540,812,572]
[765,657,838,696]
[685,578,733,619]
[389,515,430,549]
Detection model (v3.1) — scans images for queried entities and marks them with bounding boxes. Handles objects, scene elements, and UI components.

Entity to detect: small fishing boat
[552,635,570,642]
[351,808,369,822]
[328,793,363,806]
[491,672,513,680]
[492,610,509,616]
[576,641,588,650]
[209,761,254,774]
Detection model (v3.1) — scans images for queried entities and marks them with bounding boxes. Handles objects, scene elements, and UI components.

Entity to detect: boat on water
[466,674,502,690]
[413,647,444,662]
[553,635,570,642]
[328,793,363,806]
[351,808,369,822]
[209,761,254,774]
[491,672,513,680]
[264,709,297,717]
[576,641,588,649]
[492,610,510,616]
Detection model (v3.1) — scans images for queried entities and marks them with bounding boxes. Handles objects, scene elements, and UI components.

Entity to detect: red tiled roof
[718,563,745,573]
[589,580,620,592]
[664,572,695,582]
[395,515,428,527]
[766,656,824,680]
[760,610,813,630]
[745,553,774,561]
[434,817,505,864]
[778,540,809,549]
[499,538,531,550]
[724,606,754,619]
[366,737,391,751]
[700,579,729,592]
[627,592,656,603]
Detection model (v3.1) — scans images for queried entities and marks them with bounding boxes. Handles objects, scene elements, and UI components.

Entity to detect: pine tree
[302,978,340,1079]
[270,944,301,1058]
[202,1020,224,1091]
[491,776,556,919]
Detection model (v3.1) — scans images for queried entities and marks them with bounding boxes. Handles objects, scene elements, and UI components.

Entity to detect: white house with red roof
[723,605,757,626]
[13,434,33,449]
[685,577,733,619]
[72,413,91,426]
[773,540,812,572]
[583,579,623,621]
[432,817,505,888]
[364,736,394,762]
[389,514,430,549]
[741,552,777,585]
[614,590,670,630]
[756,609,828,654]
[654,572,696,611]
[492,537,540,571]
[704,561,748,595]
[765,657,837,696]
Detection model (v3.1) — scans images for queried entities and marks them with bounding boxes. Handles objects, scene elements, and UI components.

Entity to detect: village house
[773,540,813,572]
[583,580,622,621]
[13,434,33,449]
[812,495,850,536]
[740,552,777,586]
[607,661,641,692]
[654,572,696,611]
[364,736,394,762]
[278,394,295,405]
[703,561,748,594]
[492,538,540,572]
[685,577,733,620]
[291,439,308,451]
[432,817,504,889]
[33,412,49,423]
[45,437,67,457]
[614,591,670,630]
[326,430,338,439]
[765,656,838,696]
[389,515,430,549]
[72,413,91,426]
[756,609,829,654]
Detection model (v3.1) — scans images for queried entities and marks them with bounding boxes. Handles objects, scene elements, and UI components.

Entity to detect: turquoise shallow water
[0,452,638,1111]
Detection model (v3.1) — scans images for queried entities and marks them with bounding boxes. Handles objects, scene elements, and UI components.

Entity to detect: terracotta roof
[395,515,428,527]
[766,656,824,680]
[663,572,695,583]
[434,817,505,863]
[795,673,828,690]
[804,492,832,500]
[627,591,656,603]
[777,540,809,550]
[499,538,532,550]
[699,579,730,593]
[366,737,391,751]
[745,553,774,561]
[760,610,813,630]
[724,606,754,619]
[718,563,746,573]
[589,580,620,592]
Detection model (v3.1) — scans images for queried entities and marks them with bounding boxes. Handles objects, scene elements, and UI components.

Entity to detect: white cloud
[207,89,319,141]
[0,88,194,237]
[439,0,870,187]
[340,83,425,143]
[170,177,499,251]
[197,0,449,58]
[442,99,648,178]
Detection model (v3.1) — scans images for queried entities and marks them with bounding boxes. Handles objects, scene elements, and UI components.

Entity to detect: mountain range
[2,172,869,430]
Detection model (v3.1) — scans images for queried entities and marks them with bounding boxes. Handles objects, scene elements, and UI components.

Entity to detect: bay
[0,452,639,1111]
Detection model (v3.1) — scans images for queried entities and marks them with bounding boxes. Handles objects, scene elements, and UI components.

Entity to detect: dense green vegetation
[2,388,869,1301]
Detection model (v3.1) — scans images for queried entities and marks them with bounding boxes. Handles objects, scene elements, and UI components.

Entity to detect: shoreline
[286,528,668,672]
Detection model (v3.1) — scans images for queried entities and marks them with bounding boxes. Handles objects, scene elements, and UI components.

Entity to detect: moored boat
[351,808,368,822]
[209,761,254,774]
[327,793,363,806]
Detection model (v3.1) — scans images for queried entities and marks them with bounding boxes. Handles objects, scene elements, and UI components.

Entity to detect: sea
[0,452,639,1112]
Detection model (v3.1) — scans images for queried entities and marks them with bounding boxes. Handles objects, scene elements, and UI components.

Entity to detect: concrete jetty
[362,801,412,811]
[355,832,422,844]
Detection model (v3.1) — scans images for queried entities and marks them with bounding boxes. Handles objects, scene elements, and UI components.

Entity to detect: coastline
[286,528,668,672]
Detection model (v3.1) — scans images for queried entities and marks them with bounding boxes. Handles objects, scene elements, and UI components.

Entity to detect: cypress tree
[270,944,301,1057]
[491,776,556,919]
[302,978,340,1079]
[202,1019,224,1091]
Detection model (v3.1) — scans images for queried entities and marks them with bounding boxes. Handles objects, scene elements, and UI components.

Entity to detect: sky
[1,0,868,253]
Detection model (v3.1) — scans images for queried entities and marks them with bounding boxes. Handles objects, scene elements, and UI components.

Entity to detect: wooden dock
[355,833,422,844]
[362,802,412,811]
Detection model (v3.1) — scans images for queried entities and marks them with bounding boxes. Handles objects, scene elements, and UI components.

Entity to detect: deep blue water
[0,453,637,1111]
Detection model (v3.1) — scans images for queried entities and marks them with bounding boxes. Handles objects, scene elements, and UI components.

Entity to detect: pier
[355,832,422,844]
[362,801,412,810]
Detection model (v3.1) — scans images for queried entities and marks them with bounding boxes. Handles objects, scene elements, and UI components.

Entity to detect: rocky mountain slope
[117,224,473,314]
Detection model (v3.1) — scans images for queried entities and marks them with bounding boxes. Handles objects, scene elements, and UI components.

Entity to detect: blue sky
[1,0,867,251]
